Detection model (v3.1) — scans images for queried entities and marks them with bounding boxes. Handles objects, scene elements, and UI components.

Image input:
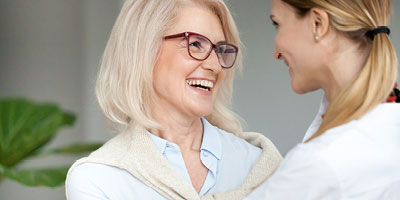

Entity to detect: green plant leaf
[0,164,69,187]
[0,98,76,167]
[32,142,103,157]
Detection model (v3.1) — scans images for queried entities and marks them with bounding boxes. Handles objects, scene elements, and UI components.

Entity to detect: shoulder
[269,139,343,188]
[66,162,119,199]
[307,104,400,163]
[300,106,400,194]
[68,162,129,181]
[216,128,262,160]
[299,124,363,173]
[248,145,341,200]
[215,128,263,177]
[66,162,158,200]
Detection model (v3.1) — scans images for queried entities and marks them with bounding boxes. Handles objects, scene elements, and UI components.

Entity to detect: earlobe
[310,8,330,41]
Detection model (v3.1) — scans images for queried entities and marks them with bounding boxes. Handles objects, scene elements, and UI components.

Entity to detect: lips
[279,53,289,67]
[284,60,289,67]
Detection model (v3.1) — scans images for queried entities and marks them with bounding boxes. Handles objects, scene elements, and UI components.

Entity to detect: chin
[291,81,309,94]
[190,106,214,119]
[292,88,308,94]
[291,82,319,94]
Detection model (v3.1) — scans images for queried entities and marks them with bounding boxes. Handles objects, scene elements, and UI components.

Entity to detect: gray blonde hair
[96,0,244,135]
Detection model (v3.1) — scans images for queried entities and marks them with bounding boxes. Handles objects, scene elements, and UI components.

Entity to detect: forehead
[271,0,295,18]
[167,5,226,42]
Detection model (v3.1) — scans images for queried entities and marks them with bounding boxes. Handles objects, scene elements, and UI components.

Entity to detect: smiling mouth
[186,79,214,91]
[279,54,289,67]
[283,59,289,67]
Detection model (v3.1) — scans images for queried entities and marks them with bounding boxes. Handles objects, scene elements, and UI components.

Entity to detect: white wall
[0,1,118,199]
[0,0,399,199]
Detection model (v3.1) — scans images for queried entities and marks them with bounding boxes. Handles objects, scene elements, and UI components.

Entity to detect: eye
[189,41,202,49]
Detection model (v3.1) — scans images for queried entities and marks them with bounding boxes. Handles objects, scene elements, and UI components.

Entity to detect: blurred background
[0,0,399,199]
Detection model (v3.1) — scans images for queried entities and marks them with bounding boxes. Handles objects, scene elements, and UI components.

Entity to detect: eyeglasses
[164,32,238,69]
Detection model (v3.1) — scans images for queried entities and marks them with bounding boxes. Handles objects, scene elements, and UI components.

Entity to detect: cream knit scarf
[66,126,282,200]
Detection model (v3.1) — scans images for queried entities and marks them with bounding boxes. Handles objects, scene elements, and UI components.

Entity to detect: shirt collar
[147,130,168,155]
[200,117,222,160]
[146,118,222,160]
[303,95,329,142]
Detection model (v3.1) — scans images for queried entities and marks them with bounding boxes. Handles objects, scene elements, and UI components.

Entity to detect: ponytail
[307,31,398,141]
[282,0,398,142]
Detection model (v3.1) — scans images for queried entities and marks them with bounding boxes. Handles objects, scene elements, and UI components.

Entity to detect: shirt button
[202,151,209,157]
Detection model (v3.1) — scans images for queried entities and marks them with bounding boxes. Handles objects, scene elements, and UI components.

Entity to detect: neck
[149,101,204,152]
[321,41,370,103]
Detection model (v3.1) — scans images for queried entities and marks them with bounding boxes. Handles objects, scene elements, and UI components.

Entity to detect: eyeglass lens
[188,34,237,68]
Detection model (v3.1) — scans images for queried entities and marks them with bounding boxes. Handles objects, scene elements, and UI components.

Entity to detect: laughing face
[152,5,227,119]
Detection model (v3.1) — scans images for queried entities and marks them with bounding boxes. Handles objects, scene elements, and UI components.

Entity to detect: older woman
[66,0,282,199]
[248,0,400,199]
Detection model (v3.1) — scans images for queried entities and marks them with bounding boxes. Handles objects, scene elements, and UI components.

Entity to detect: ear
[309,8,330,41]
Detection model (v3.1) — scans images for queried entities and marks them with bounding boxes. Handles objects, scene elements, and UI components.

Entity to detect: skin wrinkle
[148,5,227,193]
[150,6,225,151]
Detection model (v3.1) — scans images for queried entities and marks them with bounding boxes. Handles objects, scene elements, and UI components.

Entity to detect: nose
[273,49,282,60]
[202,50,223,73]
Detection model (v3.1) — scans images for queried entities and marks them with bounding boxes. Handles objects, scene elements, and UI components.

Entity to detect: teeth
[197,87,208,91]
[186,79,214,89]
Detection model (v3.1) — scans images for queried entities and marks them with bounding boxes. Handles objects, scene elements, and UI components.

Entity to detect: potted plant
[0,98,102,187]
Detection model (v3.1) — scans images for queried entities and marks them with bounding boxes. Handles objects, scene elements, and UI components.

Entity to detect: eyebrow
[194,35,226,44]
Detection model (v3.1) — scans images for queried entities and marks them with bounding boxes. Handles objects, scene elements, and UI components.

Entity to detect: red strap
[321,83,397,120]
[386,82,398,103]
[386,96,397,103]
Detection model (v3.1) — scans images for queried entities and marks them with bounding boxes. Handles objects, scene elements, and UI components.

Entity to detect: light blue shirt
[147,118,222,196]
[67,118,262,199]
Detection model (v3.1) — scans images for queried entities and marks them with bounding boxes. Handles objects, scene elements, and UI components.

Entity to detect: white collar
[303,95,400,142]
[303,95,329,142]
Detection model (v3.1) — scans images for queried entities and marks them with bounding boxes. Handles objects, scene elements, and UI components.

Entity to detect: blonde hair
[282,0,398,141]
[96,0,244,135]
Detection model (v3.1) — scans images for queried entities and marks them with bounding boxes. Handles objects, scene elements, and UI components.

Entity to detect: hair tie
[394,88,400,103]
[393,83,400,103]
[366,26,390,40]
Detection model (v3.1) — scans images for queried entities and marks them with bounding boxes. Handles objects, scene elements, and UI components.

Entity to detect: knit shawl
[66,126,282,200]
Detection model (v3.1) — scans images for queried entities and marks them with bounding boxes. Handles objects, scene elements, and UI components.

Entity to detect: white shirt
[67,118,262,199]
[248,98,400,200]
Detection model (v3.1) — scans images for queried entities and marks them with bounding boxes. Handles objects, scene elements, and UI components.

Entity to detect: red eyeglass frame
[164,31,239,68]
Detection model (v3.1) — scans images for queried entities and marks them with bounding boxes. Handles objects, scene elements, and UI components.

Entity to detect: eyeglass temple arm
[164,32,187,39]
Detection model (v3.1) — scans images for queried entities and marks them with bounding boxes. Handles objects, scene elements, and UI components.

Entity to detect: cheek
[274,31,285,51]
[152,65,169,98]
[274,28,298,55]
[212,70,228,101]
[154,46,193,82]
[153,49,180,96]
[215,70,227,89]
